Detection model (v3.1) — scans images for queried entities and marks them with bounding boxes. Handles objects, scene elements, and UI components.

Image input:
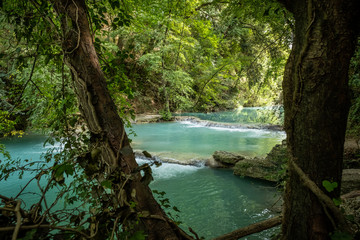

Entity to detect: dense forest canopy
[0,0,360,239]
[0,0,292,129]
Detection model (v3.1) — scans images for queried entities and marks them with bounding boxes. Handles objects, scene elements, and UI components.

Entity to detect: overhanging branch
[212,215,282,240]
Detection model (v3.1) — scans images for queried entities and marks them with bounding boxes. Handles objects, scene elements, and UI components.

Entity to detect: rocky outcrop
[233,157,280,182]
[342,169,360,195]
[214,142,359,195]
[341,190,360,234]
[131,114,163,123]
[343,145,360,169]
[134,150,205,166]
[212,151,245,166]
[233,142,288,182]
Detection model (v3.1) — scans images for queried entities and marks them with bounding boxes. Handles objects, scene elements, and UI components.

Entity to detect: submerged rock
[212,151,245,166]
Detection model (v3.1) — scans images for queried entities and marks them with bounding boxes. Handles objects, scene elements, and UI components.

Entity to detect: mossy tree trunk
[278,0,360,239]
[53,0,192,239]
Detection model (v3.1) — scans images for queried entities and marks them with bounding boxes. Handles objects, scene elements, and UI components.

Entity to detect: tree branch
[11,200,21,240]
[10,45,43,113]
[289,157,352,233]
[0,224,92,238]
[195,1,230,11]
[193,64,228,108]
[212,215,282,240]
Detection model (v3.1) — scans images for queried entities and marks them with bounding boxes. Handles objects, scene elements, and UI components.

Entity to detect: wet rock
[233,142,288,182]
[132,114,162,123]
[213,151,245,166]
[265,141,288,165]
[142,150,152,158]
[205,156,226,168]
[233,157,279,182]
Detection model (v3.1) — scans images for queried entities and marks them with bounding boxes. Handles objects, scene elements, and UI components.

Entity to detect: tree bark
[278,0,360,239]
[52,0,192,239]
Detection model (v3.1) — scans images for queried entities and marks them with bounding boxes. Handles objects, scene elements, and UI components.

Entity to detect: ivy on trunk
[278,0,360,238]
[53,0,192,239]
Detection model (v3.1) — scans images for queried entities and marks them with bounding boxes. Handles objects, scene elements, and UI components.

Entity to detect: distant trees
[104,0,291,113]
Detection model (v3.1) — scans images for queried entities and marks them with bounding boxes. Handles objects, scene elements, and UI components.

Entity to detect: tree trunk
[278,0,360,239]
[53,1,192,239]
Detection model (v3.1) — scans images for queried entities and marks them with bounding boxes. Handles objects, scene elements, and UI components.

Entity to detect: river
[1,109,285,239]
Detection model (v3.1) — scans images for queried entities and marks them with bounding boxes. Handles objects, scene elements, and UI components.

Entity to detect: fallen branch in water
[212,215,282,240]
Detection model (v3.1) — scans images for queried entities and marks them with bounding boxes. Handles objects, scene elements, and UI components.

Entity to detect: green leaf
[330,231,353,240]
[322,180,338,192]
[332,197,341,207]
[101,180,112,189]
[129,231,146,240]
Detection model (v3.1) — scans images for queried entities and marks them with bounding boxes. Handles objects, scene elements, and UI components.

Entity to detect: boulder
[205,156,226,168]
[212,151,245,166]
[342,169,360,195]
[341,190,360,233]
[232,142,288,182]
[265,141,288,165]
[233,157,279,182]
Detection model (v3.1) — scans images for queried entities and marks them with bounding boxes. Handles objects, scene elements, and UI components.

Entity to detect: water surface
[1,110,284,239]
[130,121,285,160]
[175,106,284,125]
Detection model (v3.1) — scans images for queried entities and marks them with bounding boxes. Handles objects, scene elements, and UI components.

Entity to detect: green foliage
[129,231,147,240]
[153,189,182,225]
[0,1,138,238]
[112,0,291,113]
[0,111,18,136]
[330,230,353,240]
[0,0,292,238]
[322,180,342,206]
[322,180,338,193]
[159,109,173,121]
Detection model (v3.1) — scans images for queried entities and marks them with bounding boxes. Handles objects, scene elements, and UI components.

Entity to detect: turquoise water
[0,134,61,208]
[130,121,285,159]
[175,106,284,125]
[1,114,285,239]
[140,158,280,239]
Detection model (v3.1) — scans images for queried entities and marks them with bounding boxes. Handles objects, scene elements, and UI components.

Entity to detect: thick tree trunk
[278,0,360,239]
[53,1,192,239]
